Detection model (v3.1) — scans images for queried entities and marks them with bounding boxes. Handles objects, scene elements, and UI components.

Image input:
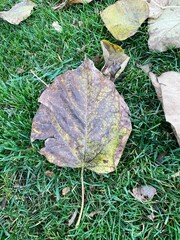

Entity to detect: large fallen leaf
[31,59,132,174]
[53,0,93,10]
[149,71,180,145]
[147,0,172,19]
[0,0,36,25]
[130,185,157,202]
[148,0,180,51]
[100,0,149,41]
[101,40,130,82]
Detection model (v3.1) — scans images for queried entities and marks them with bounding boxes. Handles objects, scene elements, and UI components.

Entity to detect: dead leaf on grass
[147,212,155,221]
[148,0,180,52]
[147,0,172,19]
[31,59,132,174]
[62,187,71,196]
[88,210,104,217]
[101,40,130,82]
[101,0,149,40]
[137,63,151,74]
[149,71,180,145]
[0,0,36,25]
[130,185,157,202]
[45,170,55,178]
[52,21,63,33]
[53,0,93,10]
[68,209,78,227]
[171,171,180,177]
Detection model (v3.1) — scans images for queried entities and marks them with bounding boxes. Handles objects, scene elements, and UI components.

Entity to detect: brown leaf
[148,0,180,52]
[45,170,55,178]
[31,59,132,174]
[101,40,130,82]
[101,0,149,41]
[68,209,78,227]
[62,187,71,196]
[53,0,93,10]
[149,71,180,145]
[88,210,104,217]
[130,185,157,202]
[0,0,36,25]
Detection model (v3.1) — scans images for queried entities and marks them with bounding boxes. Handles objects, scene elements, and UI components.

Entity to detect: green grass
[0,0,180,239]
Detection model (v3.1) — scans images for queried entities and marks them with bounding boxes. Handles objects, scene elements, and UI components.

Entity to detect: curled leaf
[149,71,180,145]
[130,185,157,202]
[148,0,180,52]
[31,59,132,174]
[68,209,78,227]
[101,40,130,82]
[100,0,149,40]
[0,0,36,25]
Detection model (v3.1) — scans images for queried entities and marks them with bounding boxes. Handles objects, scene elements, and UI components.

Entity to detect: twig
[30,70,49,87]
[75,166,84,228]
[151,0,180,9]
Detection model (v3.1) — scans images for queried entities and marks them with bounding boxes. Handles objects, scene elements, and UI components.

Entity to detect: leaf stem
[75,166,84,228]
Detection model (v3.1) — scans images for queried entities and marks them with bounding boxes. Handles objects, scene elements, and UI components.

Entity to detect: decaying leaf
[45,170,55,178]
[53,0,93,10]
[148,0,180,52]
[130,185,157,202]
[149,71,180,145]
[101,40,130,82]
[137,63,151,74]
[88,210,104,217]
[147,0,172,19]
[52,21,63,33]
[68,209,78,227]
[147,212,155,221]
[0,0,36,25]
[100,0,149,40]
[31,59,132,174]
[62,187,71,196]
[171,171,180,177]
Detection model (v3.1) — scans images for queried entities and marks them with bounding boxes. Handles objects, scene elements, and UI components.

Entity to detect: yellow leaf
[101,0,149,40]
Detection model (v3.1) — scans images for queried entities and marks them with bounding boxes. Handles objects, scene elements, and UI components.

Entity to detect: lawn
[0,0,180,239]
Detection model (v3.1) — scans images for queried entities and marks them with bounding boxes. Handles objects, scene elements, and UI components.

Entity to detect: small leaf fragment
[101,40,130,82]
[148,0,180,52]
[52,21,63,33]
[68,209,78,227]
[88,210,104,217]
[171,171,180,177]
[100,0,149,40]
[31,59,132,174]
[62,187,71,196]
[130,185,157,202]
[149,71,180,145]
[53,0,93,10]
[0,0,36,25]
[45,170,55,178]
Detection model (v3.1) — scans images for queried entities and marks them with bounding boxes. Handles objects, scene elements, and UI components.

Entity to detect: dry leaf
[147,0,172,19]
[148,0,180,52]
[101,40,130,82]
[52,21,62,33]
[147,212,155,221]
[171,171,180,177]
[0,0,36,25]
[45,170,55,178]
[62,187,71,196]
[149,71,180,145]
[137,63,151,74]
[130,185,157,202]
[68,209,78,227]
[88,210,104,217]
[100,0,149,41]
[31,59,132,174]
[53,0,93,10]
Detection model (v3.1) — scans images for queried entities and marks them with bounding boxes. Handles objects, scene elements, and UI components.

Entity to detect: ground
[0,0,180,239]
